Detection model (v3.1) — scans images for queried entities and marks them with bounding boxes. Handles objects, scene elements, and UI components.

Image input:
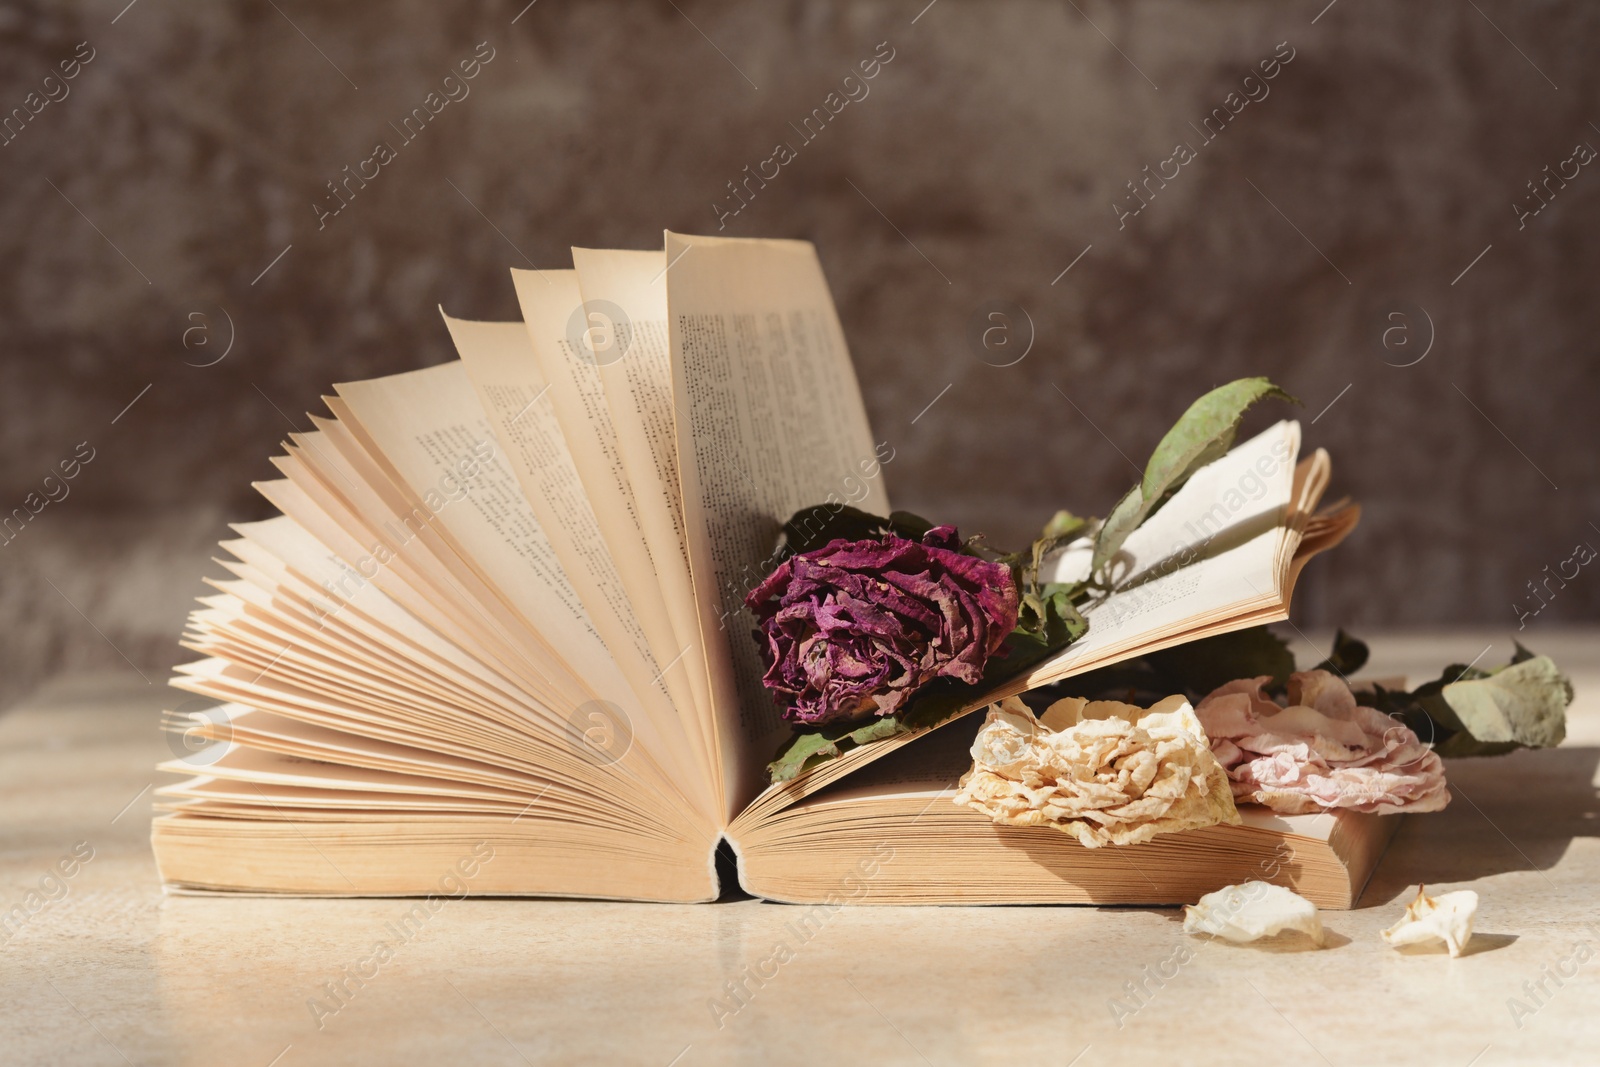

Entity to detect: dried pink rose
[1195,669,1450,815]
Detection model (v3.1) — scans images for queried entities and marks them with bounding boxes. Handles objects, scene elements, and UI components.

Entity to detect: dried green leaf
[1092,378,1297,577]
[1040,509,1089,542]
[777,505,964,561]
[765,687,943,781]
[1312,629,1370,678]
[1369,650,1573,758]
[766,729,850,783]
[886,509,938,543]
[1435,655,1571,756]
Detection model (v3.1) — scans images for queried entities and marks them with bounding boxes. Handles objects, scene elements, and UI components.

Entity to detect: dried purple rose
[745,525,1021,727]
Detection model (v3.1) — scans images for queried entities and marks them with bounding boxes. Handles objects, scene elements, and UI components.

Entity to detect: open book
[153,233,1368,907]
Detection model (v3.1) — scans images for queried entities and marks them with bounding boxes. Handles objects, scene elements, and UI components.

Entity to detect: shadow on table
[1387,931,1520,957]
[1359,744,1600,907]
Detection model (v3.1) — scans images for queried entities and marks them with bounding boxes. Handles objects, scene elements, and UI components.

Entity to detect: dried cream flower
[953,694,1239,848]
[1381,885,1478,957]
[1183,881,1325,947]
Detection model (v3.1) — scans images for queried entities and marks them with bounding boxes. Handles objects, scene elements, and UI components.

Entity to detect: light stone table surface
[2,630,1598,1067]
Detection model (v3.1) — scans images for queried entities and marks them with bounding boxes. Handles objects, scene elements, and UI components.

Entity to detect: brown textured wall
[2,0,1597,707]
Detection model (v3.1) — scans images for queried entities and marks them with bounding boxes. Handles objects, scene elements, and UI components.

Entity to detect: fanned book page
[443,312,717,812]
[152,233,1365,908]
[663,232,889,816]
[327,363,705,803]
[500,272,706,760]
[569,247,713,761]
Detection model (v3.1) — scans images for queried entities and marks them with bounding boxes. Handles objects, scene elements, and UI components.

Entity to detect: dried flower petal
[953,694,1239,848]
[1183,881,1325,947]
[1196,670,1450,815]
[1381,885,1478,957]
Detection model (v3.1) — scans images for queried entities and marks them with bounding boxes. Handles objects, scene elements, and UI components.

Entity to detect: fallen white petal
[1381,886,1478,957]
[1183,881,1325,947]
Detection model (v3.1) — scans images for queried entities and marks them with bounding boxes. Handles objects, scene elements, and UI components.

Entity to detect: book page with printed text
[445,312,716,798]
[570,247,716,773]
[664,232,889,817]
